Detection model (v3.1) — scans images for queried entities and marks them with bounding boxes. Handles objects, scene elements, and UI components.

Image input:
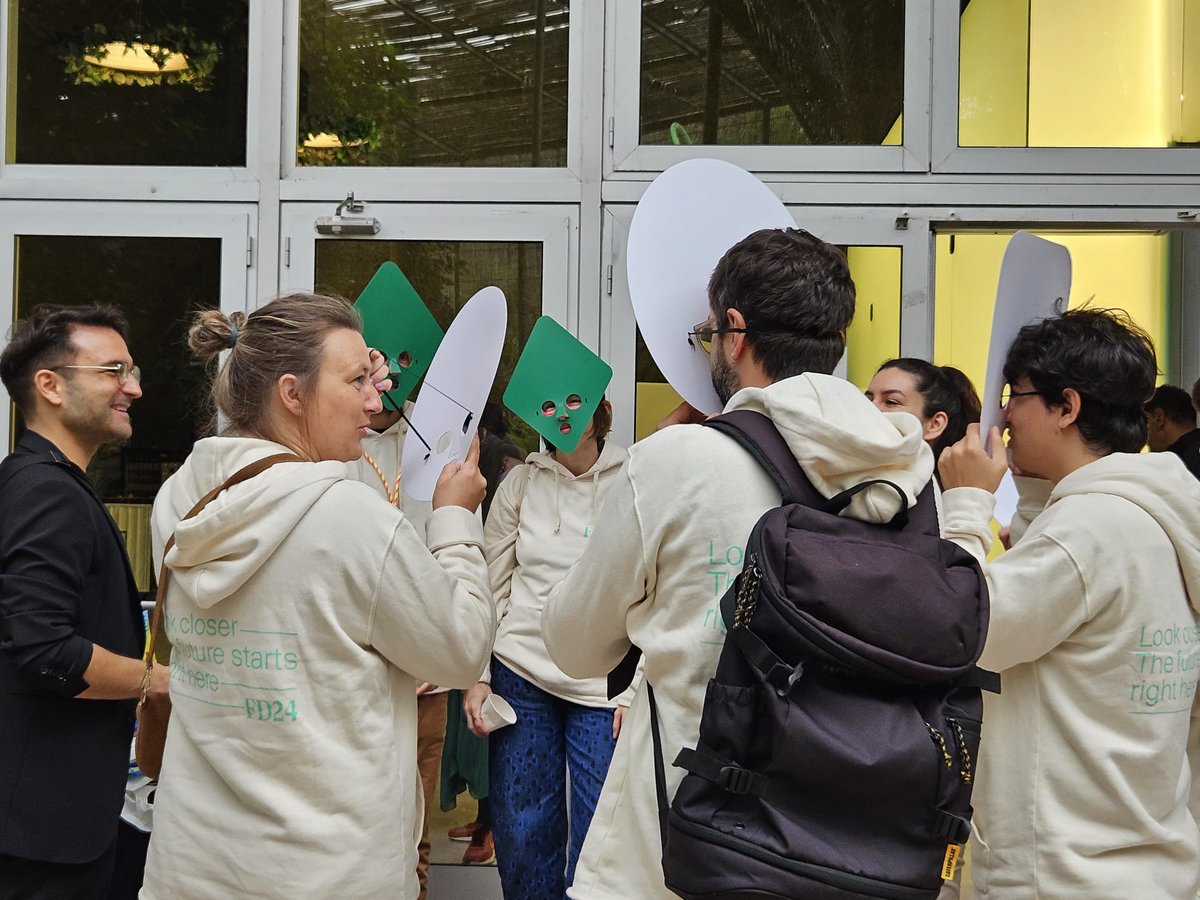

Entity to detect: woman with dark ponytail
[866,358,982,464]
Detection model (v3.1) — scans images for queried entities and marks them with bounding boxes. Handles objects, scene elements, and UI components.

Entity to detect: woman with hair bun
[866,358,982,467]
[140,293,495,900]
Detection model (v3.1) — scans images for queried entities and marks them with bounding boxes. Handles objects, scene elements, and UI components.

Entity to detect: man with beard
[542,228,936,899]
[0,304,168,899]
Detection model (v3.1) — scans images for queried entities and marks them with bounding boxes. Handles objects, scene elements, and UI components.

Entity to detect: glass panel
[7,1,250,166]
[631,244,901,441]
[959,0,1200,148]
[639,0,905,147]
[314,239,544,453]
[297,0,570,168]
[934,231,1176,393]
[12,235,222,590]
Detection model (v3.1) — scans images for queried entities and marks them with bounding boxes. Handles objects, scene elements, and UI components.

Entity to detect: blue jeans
[488,658,617,900]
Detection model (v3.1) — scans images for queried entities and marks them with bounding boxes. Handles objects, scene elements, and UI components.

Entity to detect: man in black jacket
[1146,384,1200,481]
[0,304,168,899]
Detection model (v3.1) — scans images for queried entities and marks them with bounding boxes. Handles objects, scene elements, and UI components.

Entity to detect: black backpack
[647,410,999,900]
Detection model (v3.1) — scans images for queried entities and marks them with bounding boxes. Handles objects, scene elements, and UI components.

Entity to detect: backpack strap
[703,410,822,507]
[706,409,940,534]
[647,684,670,858]
[142,453,301,677]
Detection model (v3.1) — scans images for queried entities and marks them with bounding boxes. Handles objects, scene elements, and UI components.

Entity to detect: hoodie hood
[726,373,935,524]
[153,437,347,609]
[1050,452,1200,613]
[523,440,628,534]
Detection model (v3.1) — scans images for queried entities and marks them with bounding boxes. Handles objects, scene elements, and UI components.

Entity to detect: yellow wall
[845,247,902,388]
[959,0,1030,147]
[933,232,1171,394]
[960,0,1198,147]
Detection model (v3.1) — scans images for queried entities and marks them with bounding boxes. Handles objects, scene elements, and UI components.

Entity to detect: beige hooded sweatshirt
[542,373,934,900]
[942,452,1200,899]
[140,437,494,900]
[484,441,628,706]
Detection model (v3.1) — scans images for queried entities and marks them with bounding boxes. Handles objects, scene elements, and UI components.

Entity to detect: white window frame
[278,201,579,334]
[0,201,255,445]
[277,0,597,205]
[605,0,932,176]
[930,1,1200,176]
[0,1,279,202]
[599,202,928,445]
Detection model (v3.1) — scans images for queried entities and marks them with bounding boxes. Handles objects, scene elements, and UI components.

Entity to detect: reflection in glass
[315,240,544,451]
[639,0,904,147]
[959,0,1200,148]
[9,1,249,166]
[297,0,569,168]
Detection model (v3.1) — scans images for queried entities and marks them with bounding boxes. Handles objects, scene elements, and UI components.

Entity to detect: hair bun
[188,310,247,361]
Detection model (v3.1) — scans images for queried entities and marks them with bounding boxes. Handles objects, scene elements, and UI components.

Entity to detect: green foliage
[297,0,414,166]
[297,113,383,165]
[59,22,219,91]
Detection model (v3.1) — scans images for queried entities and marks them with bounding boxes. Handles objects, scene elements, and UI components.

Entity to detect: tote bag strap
[141,453,302,675]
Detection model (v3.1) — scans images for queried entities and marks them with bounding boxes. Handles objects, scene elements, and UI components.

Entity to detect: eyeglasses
[687,320,750,354]
[999,384,1043,409]
[56,362,142,386]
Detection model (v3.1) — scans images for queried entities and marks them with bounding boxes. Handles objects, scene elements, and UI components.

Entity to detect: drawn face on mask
[504,316,613,454]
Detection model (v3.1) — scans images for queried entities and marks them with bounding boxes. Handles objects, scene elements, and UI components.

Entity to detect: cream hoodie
[346,404,431,539]
[484,441,628,706]
[942,452,1200,899]
[542,374,934,900]
[140,437,494,900]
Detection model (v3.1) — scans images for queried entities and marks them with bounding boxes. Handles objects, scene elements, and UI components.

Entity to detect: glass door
[0,202,253,589]
[281,202,577,458]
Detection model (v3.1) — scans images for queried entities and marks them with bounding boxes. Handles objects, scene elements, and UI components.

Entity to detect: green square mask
[504,316,613,454]
[353,262,444,403]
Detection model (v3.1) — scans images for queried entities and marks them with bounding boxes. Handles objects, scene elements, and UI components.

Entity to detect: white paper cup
[480,694,517,733]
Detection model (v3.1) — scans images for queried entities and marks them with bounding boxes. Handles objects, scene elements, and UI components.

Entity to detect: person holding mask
[139,293,494,900]
[865,358,981,467]
[939,309,1200,897]
[465,400,631,899]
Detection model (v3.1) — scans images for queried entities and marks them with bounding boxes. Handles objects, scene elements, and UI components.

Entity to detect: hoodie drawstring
[591,468,600,528]
[553,469,562,534]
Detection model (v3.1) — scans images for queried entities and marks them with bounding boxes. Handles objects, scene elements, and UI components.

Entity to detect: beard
[61,387,131,447]
[710,341,738,406]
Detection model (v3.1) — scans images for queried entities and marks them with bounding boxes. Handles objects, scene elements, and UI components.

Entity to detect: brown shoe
[462,828,495,865]
[447,821,478,842]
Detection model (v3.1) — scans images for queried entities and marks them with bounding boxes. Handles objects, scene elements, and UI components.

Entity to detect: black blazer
[0,430,144,864]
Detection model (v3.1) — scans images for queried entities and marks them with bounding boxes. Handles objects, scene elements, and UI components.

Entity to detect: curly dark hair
[1003,308,1157,455]
[1,304,129,416]
[707,228,855,379]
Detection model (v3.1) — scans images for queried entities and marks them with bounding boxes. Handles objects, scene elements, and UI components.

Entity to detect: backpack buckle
[767,661,805,697]
[718,765,759,795]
